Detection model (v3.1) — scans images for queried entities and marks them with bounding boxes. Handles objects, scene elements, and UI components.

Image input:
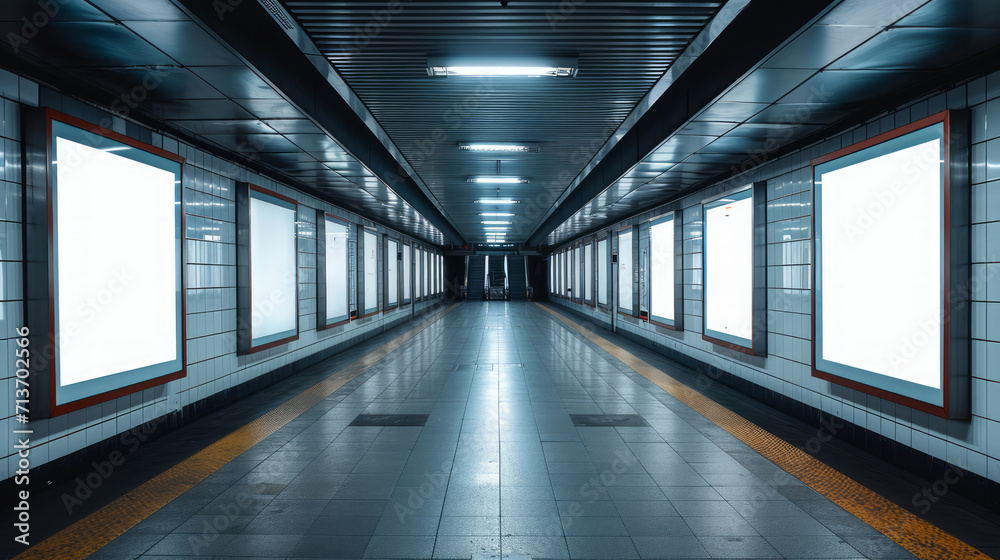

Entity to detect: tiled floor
[72,302,964,559]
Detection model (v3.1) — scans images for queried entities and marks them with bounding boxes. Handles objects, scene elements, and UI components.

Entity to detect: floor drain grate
[570,414,649,427]
[349,414,429,427]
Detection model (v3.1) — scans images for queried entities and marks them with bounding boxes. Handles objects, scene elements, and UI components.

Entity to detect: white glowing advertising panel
[387,238,399,308]
[618,229,633,313]
[574,246,582,300]
[403,244,411,303]
[363,229,378,315]
[703,189,753,349]
[424,250,430,297]
[250,189,298,347]
[597,238,608,306]
[649,215,676,327]
[415,248,422,300]
[49,115,184,412]
[324,216,349,325]
[584,243,593,303]
[814,118,949,410]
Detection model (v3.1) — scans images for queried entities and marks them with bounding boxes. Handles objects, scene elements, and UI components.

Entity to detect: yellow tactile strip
[15,304,459,560]
[536,303,990,560]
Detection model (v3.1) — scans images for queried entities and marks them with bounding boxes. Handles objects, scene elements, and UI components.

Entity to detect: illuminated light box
[386,238,399,309]
[574,246,582,301]
[812,111,969,418]
[703,184,766,355]
[415,248,422,300]
[362,228,378,316]
[237,183,299,353]
[423,249,430,297]
[402,244,411,304]
[618,227,635,314]
[318,214,349,328]
[649,213,683,330]
[597,237,609,306]
[584,243,593,304]
[34,110,185,416]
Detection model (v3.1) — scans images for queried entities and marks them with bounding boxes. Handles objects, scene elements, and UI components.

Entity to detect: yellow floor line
[536,303,989,560]
[16,304,459,560]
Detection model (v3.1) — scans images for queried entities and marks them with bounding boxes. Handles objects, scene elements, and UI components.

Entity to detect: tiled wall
[0,71,446,482]
[551,69,1000,487]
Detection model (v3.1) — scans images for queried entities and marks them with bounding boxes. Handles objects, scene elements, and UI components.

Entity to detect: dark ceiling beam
[525,0,838,248]
[174,0,466,247]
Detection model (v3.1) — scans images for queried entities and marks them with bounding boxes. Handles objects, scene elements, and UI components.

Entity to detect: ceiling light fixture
[479,212,514,217]
[468,176,529,184]
[427,56,578,78]
[484,226,509,231]
[481,221,512,225]
[474,199,519,204]
[459,143,540,153]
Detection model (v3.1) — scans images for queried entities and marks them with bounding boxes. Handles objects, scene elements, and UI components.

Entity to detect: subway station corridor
[6,1,1000,559]
[12,302,996,560]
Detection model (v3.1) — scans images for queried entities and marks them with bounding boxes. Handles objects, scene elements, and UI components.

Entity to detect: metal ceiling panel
[68,66,221,100]
[829,28,1000,71]
[898,0,1000,28]
[284,0,726,243]
[124,21,244,66]
[544,0,1000,245]
[191,67,283,99]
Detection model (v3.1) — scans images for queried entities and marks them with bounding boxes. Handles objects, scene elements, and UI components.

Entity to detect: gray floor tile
[764,535,863,558]
[565,536,640,559]
[698,536,782,558]
[432,535,500,558]
[364,535,435,559]
[501,535,571,559]
[631,536,710,559]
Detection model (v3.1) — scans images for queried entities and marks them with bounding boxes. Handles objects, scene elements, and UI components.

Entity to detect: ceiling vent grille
[258,0,295,31]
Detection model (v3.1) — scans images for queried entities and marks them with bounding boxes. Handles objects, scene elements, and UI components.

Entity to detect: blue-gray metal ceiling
[283,0,726,245]
[3,0,1000,250]
[0,0,454,246]
[543,0,1000,245]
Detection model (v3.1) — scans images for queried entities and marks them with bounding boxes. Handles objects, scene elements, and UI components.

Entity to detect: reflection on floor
[14,302,1000,560]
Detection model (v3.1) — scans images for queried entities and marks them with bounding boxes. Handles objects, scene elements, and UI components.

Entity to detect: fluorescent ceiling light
[475,199,519,204]
[484,226,509,231]
[479,212,513,216]
[481,221,511,225]
[468,176,529,184]
[427,56,577,78]
[459,143,539,153]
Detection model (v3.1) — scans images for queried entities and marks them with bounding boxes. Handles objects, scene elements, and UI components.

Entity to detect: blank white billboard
[387,238,398,308]
[815,121,946,406]
[324,216,349,325]
[704,189,753,348]
[649,215,675,326]
[403,244,411,303]
[618,229,633,313]
[584,243,593,303]
[597,238,608,306]
[51,118,183,409]
[363,229,378,315]
[250,190,298,346]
